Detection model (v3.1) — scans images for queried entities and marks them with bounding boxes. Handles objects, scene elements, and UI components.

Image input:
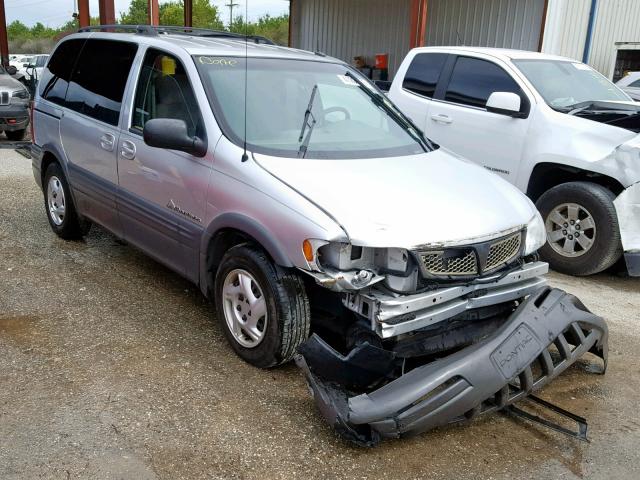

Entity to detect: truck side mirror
[486,92,524,118]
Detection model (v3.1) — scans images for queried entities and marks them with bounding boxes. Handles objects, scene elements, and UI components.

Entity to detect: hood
[254,149,537,248]
[565,100,640,133]
[0,74,24,90]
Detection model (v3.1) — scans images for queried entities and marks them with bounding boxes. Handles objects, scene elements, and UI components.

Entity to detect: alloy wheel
[545,203,596,258]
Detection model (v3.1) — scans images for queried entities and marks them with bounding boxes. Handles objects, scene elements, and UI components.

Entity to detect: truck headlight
[524,212,546,255]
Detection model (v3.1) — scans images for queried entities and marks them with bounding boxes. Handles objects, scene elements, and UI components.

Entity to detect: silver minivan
[31,26,607,445]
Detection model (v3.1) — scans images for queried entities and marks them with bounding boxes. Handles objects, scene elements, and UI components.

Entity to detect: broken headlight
[524,212,546,255]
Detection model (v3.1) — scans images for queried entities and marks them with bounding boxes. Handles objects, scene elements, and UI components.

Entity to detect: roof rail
[77,25,275,45]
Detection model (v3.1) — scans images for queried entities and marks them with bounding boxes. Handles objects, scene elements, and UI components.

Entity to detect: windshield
[194,56,428,159]
[513,59,631,109]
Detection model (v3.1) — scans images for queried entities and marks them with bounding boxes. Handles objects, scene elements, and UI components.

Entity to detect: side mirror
[6,65,17,75]
[486,92,524,118]
[143,118,207,157]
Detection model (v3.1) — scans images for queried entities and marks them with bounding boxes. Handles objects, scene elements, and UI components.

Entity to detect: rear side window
[66,39,138,126]
[131,49,203,137]
[402,53,448,98]
[39,40,85,106]
[445,56,524,109]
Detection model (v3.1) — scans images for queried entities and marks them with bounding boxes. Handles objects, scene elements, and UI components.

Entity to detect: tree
[120,0,149,25]
[7,21,31,40]
[230,14,289,46]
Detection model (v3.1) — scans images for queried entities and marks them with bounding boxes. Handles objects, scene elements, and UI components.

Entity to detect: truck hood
[254,149,537,248]
[0,74,24,90]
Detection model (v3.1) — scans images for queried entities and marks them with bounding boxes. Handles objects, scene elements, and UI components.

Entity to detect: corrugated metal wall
[425,0,546,51]
[540,0,591,61]
[289,0,412,77]
[589,0,640,78]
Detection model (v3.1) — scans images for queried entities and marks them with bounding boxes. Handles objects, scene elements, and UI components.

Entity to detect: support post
[409,0,428,49]
[98,0,116,25]
[78,0,90,28]
[148,0,160,26]
[0,0,8,68]
[184,0,193,27]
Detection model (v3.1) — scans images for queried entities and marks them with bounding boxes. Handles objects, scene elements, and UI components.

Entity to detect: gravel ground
[1,149,639,480]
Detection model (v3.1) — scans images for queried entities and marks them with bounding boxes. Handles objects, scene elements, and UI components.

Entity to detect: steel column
[148,0,160,26]
[0,0,8,68]
[98,0,116,25]
[78,0,91,28]
[184,0,193,27]
[409,0,428,49]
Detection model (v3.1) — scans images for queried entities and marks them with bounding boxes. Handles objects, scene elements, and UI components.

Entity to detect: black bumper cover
[296,287,607,446]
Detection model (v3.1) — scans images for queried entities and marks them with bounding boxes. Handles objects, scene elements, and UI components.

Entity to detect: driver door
[117,48,212,280]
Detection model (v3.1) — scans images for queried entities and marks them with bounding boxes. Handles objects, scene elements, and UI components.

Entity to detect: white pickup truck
[387,46,640,277]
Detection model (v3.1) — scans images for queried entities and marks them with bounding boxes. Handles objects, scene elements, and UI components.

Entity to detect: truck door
[426,55,532,184]
[389,52,449,133]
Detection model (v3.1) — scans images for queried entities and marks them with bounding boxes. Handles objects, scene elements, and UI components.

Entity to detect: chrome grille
[486,233,521,271]
[421,250,477,276]
[0,91,9,106]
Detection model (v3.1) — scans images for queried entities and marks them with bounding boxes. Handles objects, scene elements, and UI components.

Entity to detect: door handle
[430,113,453,125]
[99,133,116,151]
[121,140,137,160]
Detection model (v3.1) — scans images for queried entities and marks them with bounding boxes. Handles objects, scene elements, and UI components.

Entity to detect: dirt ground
[1,150,639,480]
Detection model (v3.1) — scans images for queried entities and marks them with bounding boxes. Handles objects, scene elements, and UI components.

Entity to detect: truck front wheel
[536,181,622,276]
[214,245,310,368]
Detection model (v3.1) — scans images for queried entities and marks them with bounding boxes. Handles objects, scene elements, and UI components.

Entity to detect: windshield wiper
[344,71,433,151]
[297,84,318,159]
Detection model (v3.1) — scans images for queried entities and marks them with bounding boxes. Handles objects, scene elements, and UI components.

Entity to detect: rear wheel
[5,129,26,141]
[536,181,622,276]
[214,245,310,368]
[43,163,91,240]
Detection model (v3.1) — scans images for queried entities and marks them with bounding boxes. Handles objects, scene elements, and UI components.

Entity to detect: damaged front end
[296,286,607,446]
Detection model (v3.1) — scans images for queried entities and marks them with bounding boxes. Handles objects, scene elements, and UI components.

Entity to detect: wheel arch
[526,162,624,202]
[199,213,294,298]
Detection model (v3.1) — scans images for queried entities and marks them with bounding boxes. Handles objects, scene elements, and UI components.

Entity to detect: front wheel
[214,245,310,368]
[535,181,622,276]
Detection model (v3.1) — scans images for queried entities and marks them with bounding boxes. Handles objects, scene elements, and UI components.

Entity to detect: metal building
[288,0,640,80]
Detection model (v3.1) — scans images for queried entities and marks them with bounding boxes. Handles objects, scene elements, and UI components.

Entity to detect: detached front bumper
[614,181,640,276]
[297,287,607,446]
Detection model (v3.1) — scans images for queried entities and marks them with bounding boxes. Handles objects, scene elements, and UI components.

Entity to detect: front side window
[402,53,448,98]
[39,39,85,106]
[194,57,428,159]
[513,59,630,109]
[65,39,138,126]
[445,56,525,109]
[627,79,640,88]
[131,49,203,137]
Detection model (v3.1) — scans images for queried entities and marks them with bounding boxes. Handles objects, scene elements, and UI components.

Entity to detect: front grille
[417,231,523,278]
[485,233,521,271]
[421,249,478,276]
[0,91,9,105]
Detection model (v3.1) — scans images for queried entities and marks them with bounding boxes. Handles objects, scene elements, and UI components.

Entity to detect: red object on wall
[375,54,389,70]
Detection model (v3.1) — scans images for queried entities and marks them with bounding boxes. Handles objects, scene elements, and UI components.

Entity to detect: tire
[43,162,91,240]
[214,245,310,368]
[5,129,26,141]
[535,181,622,276]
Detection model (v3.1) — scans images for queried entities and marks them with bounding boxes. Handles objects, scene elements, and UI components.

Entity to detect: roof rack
[77,25,275,45]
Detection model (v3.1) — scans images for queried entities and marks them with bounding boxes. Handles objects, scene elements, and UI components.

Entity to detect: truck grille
[0,91,9,105]
[485,232,521,271]
[421,249,477,276]
[418,231,523,278]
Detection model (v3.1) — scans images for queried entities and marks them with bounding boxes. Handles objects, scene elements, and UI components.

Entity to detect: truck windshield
[194,56,428,159]
[513,59,631,109]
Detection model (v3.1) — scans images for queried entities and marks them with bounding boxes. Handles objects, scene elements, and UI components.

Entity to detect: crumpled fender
[296,287,607,446]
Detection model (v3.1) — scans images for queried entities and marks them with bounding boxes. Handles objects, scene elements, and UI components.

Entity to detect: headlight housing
[12,89,29,100]
[524,212,546,255]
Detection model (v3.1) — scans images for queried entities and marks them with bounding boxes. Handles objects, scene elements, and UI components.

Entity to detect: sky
[4,0,290,28]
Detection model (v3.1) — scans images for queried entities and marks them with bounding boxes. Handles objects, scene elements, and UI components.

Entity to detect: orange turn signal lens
[302,239,314,262]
